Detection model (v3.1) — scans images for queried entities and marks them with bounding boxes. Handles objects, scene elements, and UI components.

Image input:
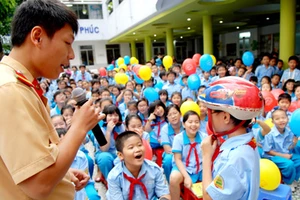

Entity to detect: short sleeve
[172,134,183,153]
[206,165,246,200]
[154,167,170,198]
[0,83,60,184]
[161,124,171,146]
[262,134,273,152]
[106,173,124,200]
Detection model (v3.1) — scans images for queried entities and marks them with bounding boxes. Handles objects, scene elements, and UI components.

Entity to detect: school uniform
[199,117,208,137]
[181,86,197,101]
[200,78,212,88]
[274,66,284,77]
[149,118,167,149]
[262,126,300,184]
[106,159,169,200]
[206,132,260,200]
[244,72,255,81]
[281,68,300,83]
[255,64,275,87]
[138,112,148,126]
[162,82,182,99]
[161,123,184,182]
[118,102,127,120]
[75,71,92,82]
[50,104,61,117]
[95,124,125,179]
[172,131,203,183]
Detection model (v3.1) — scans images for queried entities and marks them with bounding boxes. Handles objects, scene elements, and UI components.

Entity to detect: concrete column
[279,0,296,68]
[144,36,152,61]
[166,28,174,56]
[202,15,213,54]
[130,41,137,58]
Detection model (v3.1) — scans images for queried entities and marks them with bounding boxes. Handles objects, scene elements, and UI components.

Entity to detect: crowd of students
[42,52,300,199]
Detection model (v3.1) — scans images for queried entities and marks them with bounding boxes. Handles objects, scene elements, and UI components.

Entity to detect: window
[106,44,120,64]
[80,45,94,65]
[69,4,103,19]
[152,42,165,57]
[239,32,251,56]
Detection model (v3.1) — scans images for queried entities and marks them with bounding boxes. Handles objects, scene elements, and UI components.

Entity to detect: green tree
[0,0,17,36]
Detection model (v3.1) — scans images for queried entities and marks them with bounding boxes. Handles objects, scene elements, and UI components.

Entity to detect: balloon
[289,108,300,137]
[180,101,201,117]
[242,51,254,66]
[143,139,153,160]
[143,87,159,102]
[130,57,139,65]
[187,74,201,90]
[114,72,128,85]
[211,55,216,66]
[124,55,130,65]
[200,54,213,72]
[271,89,284,100]
[107,64,114,71]
[134,74,144,84]
[98,67,107,76]
[260,159,281,191]
[261,91,277,112]
[163,55,173,70]
[133,64,142,75]
[139,65,152,81]
[264,118,274,128]
[155,58,162,66]
[155,81,164,90]
[117,57,124,66]
[179,78,185,87]
[192,53,201,66]
[182,58,197,75]
[114,68,119,73]
[119,63,127,71]
[288,101,300,112]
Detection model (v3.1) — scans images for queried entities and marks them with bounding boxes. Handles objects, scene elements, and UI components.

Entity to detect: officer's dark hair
[11,0,78,47]
[115,131,142,153]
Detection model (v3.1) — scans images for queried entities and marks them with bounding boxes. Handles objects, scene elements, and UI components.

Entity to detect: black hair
[293,81,300,91]
[137,98,149,106]
[166,104,180,116]
[159,71,166,79]
[79,65,86,69]
[91,88,100,95]
[166,71,176,77]
[99,88,111,95]
[125,114,142,127]
[11,0,78,47]
[148,100,167,120]
[278,59,283,64]
[262,53,271,60]
[53,90,65,100]
[182,111,200,123]
[127,100,137,108]
[61,104,75,115]
[115,131,142,153]
[91,79,100,86]
[288,55,299,63]
[260,76,271,84]
[99,97,113,107]
[159,90,169,100]
[56,128,67,138]
[278,93,291,103]
[123,89,134,97]
[282,79,295,92]
[271,74,281,79]
[171,91,182,100]
[102,105,122,126]
[234,58,242,64]
[249,76,258,83]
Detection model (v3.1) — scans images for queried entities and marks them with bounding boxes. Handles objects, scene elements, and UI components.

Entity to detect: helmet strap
[207,109,246,138]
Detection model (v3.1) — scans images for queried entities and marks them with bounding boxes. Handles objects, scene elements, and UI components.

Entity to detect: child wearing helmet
[199,77,263,200]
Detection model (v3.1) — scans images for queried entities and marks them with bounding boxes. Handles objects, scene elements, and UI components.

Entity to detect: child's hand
[282,154,292,159]
[106,121,116,132]
[201,135,218,159]
[183,176,193,189]
[148,113,156,121]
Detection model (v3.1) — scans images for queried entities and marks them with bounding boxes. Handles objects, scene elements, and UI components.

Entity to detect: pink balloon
[261,91,277,112]
[142,139,152,160]
[271,89,284,100]
[192,53,201,66]
[289,101,300,113]
[98,68,107,76]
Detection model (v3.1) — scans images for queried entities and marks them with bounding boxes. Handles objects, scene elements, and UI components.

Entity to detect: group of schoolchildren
[41,53,300,200]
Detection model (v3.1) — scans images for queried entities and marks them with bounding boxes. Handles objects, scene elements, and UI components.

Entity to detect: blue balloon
[124,55,130,65]
[107,64,114,71]
[187,74,201,90]
[289,108,300,137]
[144,87,159,102]
[134,74,144,84]
[155,81,164,90]
[155,58,162,66]
[180,78,185,87]
[200,54,213,72]
[242,51,254,66]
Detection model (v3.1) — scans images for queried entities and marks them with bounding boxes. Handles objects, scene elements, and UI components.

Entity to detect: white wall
[119,43,131,57]
[70,40,108,69]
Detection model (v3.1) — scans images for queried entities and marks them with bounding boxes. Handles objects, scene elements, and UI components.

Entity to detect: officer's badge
[213,175,224,190]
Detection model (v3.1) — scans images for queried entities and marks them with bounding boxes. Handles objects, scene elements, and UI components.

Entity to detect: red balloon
[261,91,277,112]
[289,101,300,112]
[192,53,201,66]
[271,89,285,100]
[182,58,196,75]
[142,139,152,160]
[133,65,142,77]
[98,68,107,76]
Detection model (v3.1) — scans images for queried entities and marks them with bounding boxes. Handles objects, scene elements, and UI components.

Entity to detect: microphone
[71,88,107,146]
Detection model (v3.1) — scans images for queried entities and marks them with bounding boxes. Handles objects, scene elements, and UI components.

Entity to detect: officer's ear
[31,26,44,46]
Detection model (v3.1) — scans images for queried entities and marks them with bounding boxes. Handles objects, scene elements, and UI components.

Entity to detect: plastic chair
[180,183,203,200]
[152,148,164,167]
[258,184,292,200]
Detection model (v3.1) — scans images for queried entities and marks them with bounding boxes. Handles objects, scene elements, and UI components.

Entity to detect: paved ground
[85,141,300,200]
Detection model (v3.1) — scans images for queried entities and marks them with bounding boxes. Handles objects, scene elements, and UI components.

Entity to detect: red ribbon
[123,172,148,200]
[151,120,166,138]
[186,142,200,174]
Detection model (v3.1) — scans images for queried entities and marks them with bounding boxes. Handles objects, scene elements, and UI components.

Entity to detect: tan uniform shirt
[0,56,75,199]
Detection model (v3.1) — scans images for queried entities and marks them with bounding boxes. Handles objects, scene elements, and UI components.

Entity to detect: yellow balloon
[163,55,173,70]
[180,101,201,117]
[211,55,216,66]
[113,68,119,72]
[119,63,127,71]
[139,65,152,81]
[117,57,124,66]
[114,73,128,85]
[260,159,281,191]
[130,57,139,65]
[264,118,274,128]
